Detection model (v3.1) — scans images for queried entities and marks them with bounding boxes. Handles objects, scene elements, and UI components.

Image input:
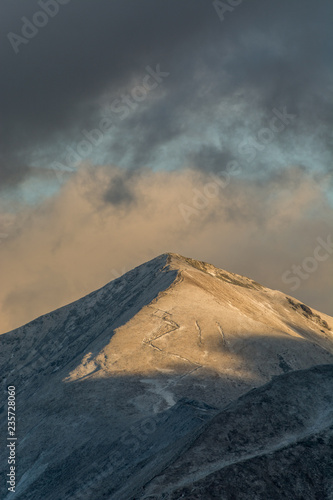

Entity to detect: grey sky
[1,0,332,192]
[0,1,332,331]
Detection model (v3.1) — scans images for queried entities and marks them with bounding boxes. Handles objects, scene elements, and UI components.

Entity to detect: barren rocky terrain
[1,253,332,499]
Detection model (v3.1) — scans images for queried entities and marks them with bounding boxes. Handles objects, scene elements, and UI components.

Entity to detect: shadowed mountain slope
[0,253,332,499]
[140,364,333,500]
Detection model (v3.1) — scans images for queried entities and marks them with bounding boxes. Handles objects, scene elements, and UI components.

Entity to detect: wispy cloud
[1,1,332,190]
[0,164,331,333]
[0,1,332,332]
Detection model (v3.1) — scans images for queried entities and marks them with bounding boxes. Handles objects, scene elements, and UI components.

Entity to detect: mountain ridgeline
[1,253,332,499]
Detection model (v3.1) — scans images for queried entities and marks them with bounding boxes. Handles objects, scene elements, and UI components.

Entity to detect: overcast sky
[0,0,332,332]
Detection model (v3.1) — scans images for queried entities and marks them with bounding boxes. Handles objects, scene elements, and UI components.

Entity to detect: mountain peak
[0,253,332,499]
[3,251,331,390]
[153,251,264,291]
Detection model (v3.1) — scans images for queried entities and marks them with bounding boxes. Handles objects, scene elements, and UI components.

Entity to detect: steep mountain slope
[0,253,332,499]
[11,399,219,500]
[140,365,333,500]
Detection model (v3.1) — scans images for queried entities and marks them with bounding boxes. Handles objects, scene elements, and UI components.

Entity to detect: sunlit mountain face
[1,2,333,498]
[0,1,332,338]
[0,253,332,499]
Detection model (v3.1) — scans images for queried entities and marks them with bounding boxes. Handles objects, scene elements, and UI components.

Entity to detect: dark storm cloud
[103,172,136,207]
[1,0,332,188]
[188,145,235,174]
[0,154,31,186]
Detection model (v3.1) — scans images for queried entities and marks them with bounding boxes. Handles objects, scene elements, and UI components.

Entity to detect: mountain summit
[1,253,332,499]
